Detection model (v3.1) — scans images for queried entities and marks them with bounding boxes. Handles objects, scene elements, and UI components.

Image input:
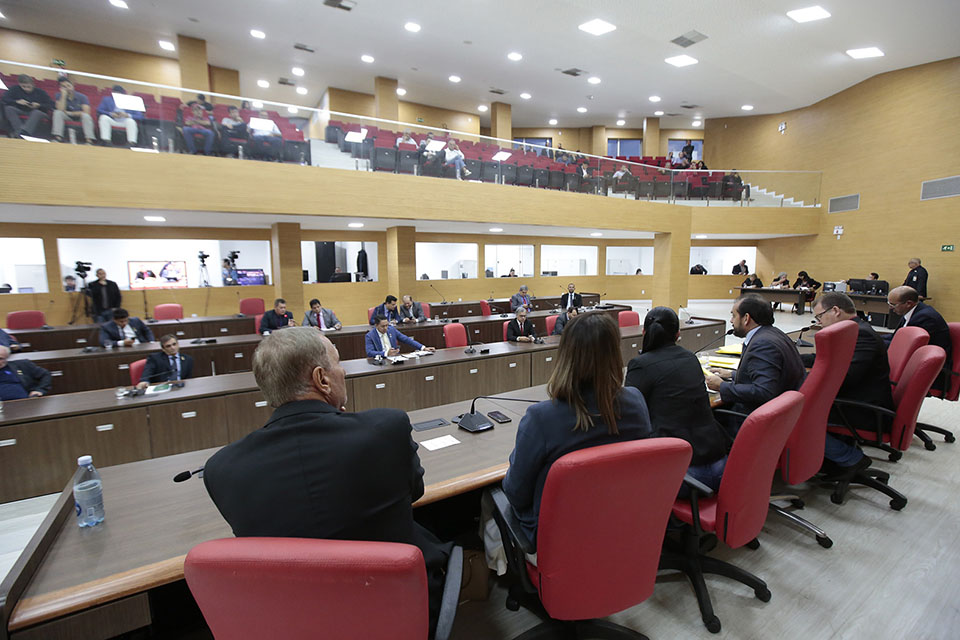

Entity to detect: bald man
[886,286,951,391]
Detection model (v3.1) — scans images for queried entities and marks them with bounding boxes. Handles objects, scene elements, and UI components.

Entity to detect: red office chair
[129,359,147,386]
[489,438,692,639]
[443,323,467,348]
[6,310,46,330]
[618,310,639,327]
[663,391,805,633]
[368,307,377,322]
[254,313,263,334]
[185,538,462,640]
[914,322,959,449]
[479,300,491,316]
[502,320,510,341]
[421,303,431,320]
[888,327,929,386]
[153,303,184,320]
[545,314,558,336]
[239,298,265,316]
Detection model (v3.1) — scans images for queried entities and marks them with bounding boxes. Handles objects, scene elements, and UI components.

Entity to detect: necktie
[169,355,179,380]
[317,311,325,329]
[381,331,391,354]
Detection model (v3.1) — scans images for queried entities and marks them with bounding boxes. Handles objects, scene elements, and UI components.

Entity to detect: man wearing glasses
[886,286,952,392]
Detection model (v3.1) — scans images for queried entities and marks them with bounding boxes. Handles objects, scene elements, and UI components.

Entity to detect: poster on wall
[128,261,188,289]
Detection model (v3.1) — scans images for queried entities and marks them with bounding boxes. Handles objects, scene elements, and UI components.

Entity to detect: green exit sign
[942,244,955,252]
[52,59,65,67]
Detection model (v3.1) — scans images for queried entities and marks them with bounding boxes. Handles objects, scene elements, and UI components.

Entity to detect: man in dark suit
[0,345,51,399]
[509,285,533,312]
[887,286,952,391]
[301,298,341,330]
[560,282,582,310]
[507,307,537,342]
[99,308,154,347]
[706,294,805,433]
[398,295,427,323]
[365,315,435,358]
[0,328,22,352]
[259,298,296,334]
[136,334,194,389]
[903,258,928,299]
[86,268,122,323]
[552,307,579,335]
[732,260,749,275]
[369,295,402,325]
[203,328,451,634]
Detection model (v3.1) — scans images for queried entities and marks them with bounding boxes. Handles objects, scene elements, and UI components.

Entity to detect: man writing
[886,286,951,391]
[0,346,51,399]
[507,308,537,343]
[560,282,582,310]
[301,298,342,330]
[87,268,122,323]
[398,295,427,323]
[365,315,434,358]
[510,285,533,312]
[259,298,296,334]
[100,308,155,347]
[136,335,194,389]
[52,78,95,143]
[370,295,402,325]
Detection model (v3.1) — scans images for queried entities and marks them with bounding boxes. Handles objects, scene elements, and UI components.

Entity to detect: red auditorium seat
[421,303,431,320]
[443,322,467,348]
[239,298,265,316]
[153,304,183,320]
[479,300,491,316]
[545,315,558,335]
[129,359,147,386]
[6,311,46,330]
[618,310,639,327]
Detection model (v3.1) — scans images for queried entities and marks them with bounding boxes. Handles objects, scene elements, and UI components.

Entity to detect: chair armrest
[683,474,714,538]
[683,473,714,497]
[488,487,535,556]
[434,545,463,640]
[831,399,895,442]
[712,408,749,420]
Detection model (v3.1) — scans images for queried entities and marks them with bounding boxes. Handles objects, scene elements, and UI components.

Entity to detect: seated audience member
[100,308,155,347]
[396,130,416,146]
[742,273,764,288]
[0,328,22,352]
[221,259,238,286]
[611,164,632,180]
[63,275,77,292]
[302,298,342,330]
[443,140,471,180]
[202,328,451,635]
[502,312,652,548]
[722,170,751,200]
[625,307,728,494]
[370,295,402,324]
[195,93,214,112]
[770,271,790,288]
[0,345,51,399]
[506,268,518,277]
[705,294,805,434]
[182,102,215,155]
[136,334,194,389]
[398,295,427,323]
[2,74,53,139]
[259,298,296,334]
[551,307,578,335]
[87,268,122,323]
[97,85,141,146]
[510,285,533,312]
[365,315,434,357]
[674,156,691,170]
[507,307,537,342]
[250,110,283,161]
[732,259,749,275]
[886,286,952,391]
[803,293,893,475]
[51,78,94,143]
[219,106,248,156]
[903,258,928,299]
[689,264,708,275]
[560,282,582,310]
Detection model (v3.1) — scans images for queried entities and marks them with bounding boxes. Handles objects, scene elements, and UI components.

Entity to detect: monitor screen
[871,280,890,296]
[328,272,351,283]
[236,268,266,286]
[846,278,866,294]
[128,261,187,289]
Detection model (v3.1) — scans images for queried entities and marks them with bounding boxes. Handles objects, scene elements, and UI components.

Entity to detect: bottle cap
[77,455,93,466]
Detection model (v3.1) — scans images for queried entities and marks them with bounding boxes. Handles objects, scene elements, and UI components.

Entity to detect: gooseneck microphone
[458,395,539,432]
[430,284,448,304]
[173,467,204,482]
[795,322,817,347]
[696,328,736,354]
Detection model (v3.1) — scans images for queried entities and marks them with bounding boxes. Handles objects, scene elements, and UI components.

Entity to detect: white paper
[421,435,460,451]
[412,350,435,356]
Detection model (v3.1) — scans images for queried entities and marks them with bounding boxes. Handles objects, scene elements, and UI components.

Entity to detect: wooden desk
[736,287,807,315]
[846,293,900,329]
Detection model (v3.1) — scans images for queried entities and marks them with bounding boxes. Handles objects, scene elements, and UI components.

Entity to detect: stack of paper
[715,343,743,356]
[707,357,740,370]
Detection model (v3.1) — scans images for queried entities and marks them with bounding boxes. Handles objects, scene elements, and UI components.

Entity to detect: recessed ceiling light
[665,55,698,67]
[109,0,129,9]
[616,119,625,126]
[252,100,263,109]
[741,104,754,111]
[143,215,166,222]
[692,120,702,127]
[250,29,265,39]
[257,79,269,88]
[786,6,831,23]
[448,75,461,83]
[846,47,884,59]
[291,67,304,77]
[296,87,308,95]
[577,107,587,113]
[648,95,661,103]
[578,18,617,36]
[695,234,708,239]
[477,105,488,112]
[489,227,503,233]
[519,92,531,100]
[348,222,364,228]
[548,118,558,125]
[361,54,375,63]
[507,52,523,62]
[158,40,175,51]
[0,10,5,19]
[654,110,664,116]
[404,21,421,33]
[587,76,601,85]
[287,106,298,114]
[396,87,407,96]
[590,232,603,237]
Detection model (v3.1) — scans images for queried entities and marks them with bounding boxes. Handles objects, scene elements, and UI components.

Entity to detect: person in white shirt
[219,105,248,156]
[250,110,282,161]
[612,164,632,180]
[396,130,416,146]
[443,140,471,180]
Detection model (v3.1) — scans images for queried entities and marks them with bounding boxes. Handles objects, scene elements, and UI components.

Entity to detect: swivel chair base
[768,500,833,548]
[914,422,956,451]
[826,467,907,511]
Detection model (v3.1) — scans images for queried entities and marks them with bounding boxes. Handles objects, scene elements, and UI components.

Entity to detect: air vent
[921,175,960,201]
[680,104,700,109]
[828,194,860,213]
[278,77,294,86]
[294,43,315,53]
[664,112,681,117]
[489,88,506,95]
[323,0,356,10]
[561,68,585,77]
[671,30,708,48]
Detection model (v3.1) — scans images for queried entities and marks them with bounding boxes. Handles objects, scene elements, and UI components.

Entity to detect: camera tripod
[67,272,92,325]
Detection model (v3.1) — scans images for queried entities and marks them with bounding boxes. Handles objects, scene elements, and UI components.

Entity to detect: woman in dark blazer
[793,270,822,311]
[625,307,728,496]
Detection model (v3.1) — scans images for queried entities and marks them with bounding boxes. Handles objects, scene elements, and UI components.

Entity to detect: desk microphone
[695,329,736,354]
[173,467,204,482]
[458,395,540,432]
[430,284,449,304]
[795,322,816,348]
[461,321,478,354]
[488,291,495,302]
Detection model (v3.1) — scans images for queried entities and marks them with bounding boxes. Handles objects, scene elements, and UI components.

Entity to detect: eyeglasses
[887,300,902,308]
[814,306,836,322]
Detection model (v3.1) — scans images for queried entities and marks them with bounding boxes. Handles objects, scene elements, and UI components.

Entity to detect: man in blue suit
[100,308,155,347]
[369,295,402,325]
[887,286,952,391]
[136,334,194,389]
[0,328,21,352]
[365,315,435,358]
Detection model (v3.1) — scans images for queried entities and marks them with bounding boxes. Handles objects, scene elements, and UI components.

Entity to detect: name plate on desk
[421,434,460,451]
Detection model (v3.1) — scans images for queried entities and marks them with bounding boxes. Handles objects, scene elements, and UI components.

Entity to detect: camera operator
[86,267,122,323]
[221,251,240,286]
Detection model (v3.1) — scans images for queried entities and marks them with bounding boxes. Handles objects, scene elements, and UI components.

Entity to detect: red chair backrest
[443,323,467,348]
[185,538,428,640]
[888,327,928,386]
[535,439,691,620]
[479,300,491,316]
[933,323,960,401]
[716,391,805,548]
[503,320,510,341]
[6,310,45,330]
[254,314,263,334]
[889,345,947,451]
[153,303,183,321]
[546,314,558,336]
[420,303,431,320]
[780,321,858,483]
[618,310,640,327]
[239,298,265,316]
[129,359,147,386]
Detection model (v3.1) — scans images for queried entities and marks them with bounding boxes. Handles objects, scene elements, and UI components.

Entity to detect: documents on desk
[715,343,743,356]
[707,356,740,370]
[421,434,461,451]
[144,383,173,395]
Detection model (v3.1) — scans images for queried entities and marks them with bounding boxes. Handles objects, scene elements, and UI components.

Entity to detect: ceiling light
[250,29,265,39]
[577,107,587,113]
[477,105,488,112]
[396,87,407,96]
[507,52,523,62]
[741,104,754,111]
[348,222,364,228]
[361,54,375,63]
[0,10,5,19]
[252,100,263,109]
[291,67,304,76]
[587,76,601,85]
[648,95,661,103]
[287,106,298,114]
[590,232,603,237]
[448,75,461,83]
[846,47,884,59]
[692,120,702,127]
[654,110,664,116]
[616,119,625,126]
[296,87,308,95]
[665,55,698,67]
[695,234,708,239]
[257,79,269,88]
[158,40,175,51]
[109,0,129,8]
[519,92,531,100]
[489,227,503,233]
[548,118,558,125]
[578,19,617,36]
[144,215,166,223]
[404,22,421,33]
[786,6,831,23]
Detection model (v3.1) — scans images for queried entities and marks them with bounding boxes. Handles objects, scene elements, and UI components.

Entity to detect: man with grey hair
[902,258,928,299]
[202,328,451,632]
[510,284,533,312]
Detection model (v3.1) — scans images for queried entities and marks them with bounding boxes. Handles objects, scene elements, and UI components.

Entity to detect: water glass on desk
[115,387,127,399]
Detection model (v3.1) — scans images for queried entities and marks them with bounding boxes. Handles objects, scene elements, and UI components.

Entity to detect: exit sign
[52,58,65,67]
[942,244,955,252]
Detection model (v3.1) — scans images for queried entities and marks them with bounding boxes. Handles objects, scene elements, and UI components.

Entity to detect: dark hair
[64,275,76,280]
[797,270,809,279]
[197,93,206,100]
[17,74,31,84]
[112,85,125,93]
[641,307,680,352]
[113,308,130,319]
[870,272,880,280]
[547,313,623,434]
[159,333,177,345]
[815,292,856,315]
[228,105,239,112]
[372,314,388,325]
[309,298,321,307]
[384,295,397,304]
[273,298,286,306]
[735,294,774,326]
[58,77,72,86]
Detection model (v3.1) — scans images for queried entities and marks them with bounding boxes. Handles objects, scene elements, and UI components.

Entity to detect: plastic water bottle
[73,455,105,527]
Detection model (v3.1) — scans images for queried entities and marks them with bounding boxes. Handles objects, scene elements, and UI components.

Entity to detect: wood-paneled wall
[327,88,480,135]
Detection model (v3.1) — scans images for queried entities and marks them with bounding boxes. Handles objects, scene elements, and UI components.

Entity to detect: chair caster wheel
[705,616,722,633]
[505,597,520,611]
[888,451,902,462]
[924,441,937,451]
[816,535,833,549]
[945,434,956,443]
[830,492,843,505]
[745,538,760,550]
[755,587,771,602]
[890,498,907,511]
[790,498,805,509]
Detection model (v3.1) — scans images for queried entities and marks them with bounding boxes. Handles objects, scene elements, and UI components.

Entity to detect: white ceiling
[2,0,958,129]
